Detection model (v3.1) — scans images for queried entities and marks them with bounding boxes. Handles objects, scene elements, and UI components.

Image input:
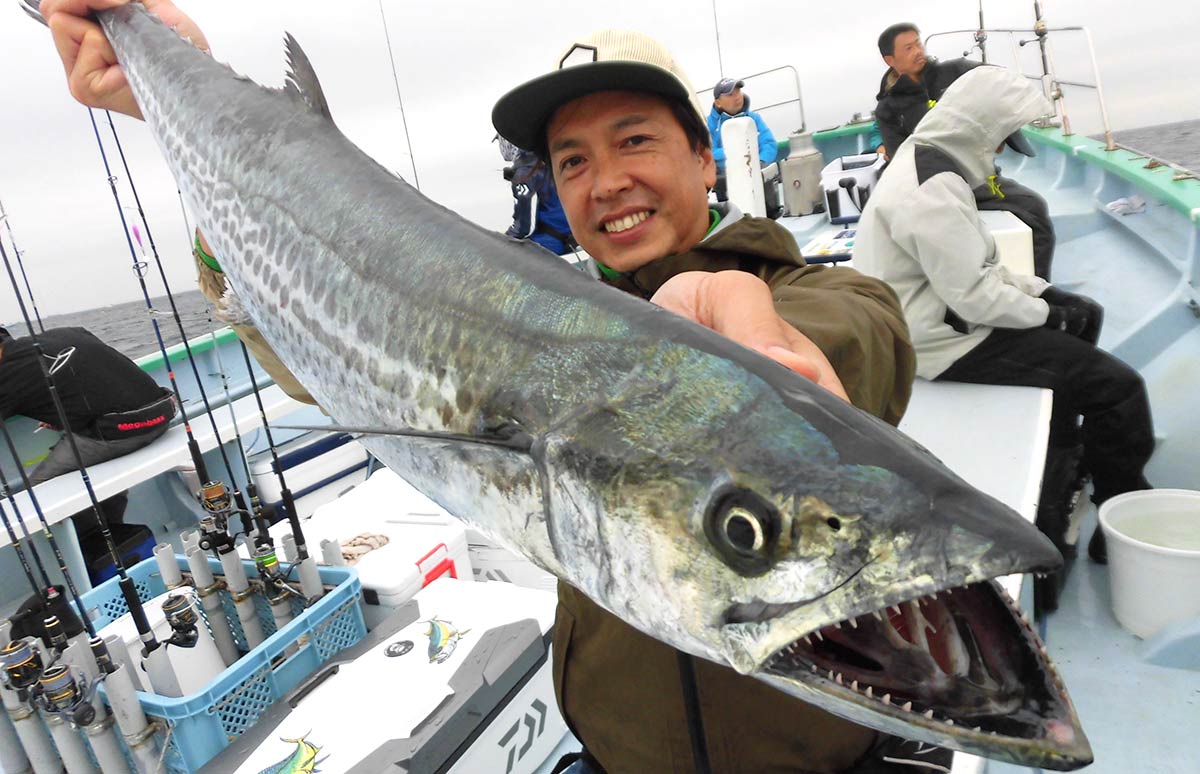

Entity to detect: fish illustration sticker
[424,617,469,664]
[259,733,325,774]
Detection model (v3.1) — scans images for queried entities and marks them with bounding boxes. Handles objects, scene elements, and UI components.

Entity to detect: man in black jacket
[0,326,176,489]
[874,22,1057,280]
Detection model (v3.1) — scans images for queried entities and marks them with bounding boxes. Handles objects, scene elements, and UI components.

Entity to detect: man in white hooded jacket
[854,67,1154,564]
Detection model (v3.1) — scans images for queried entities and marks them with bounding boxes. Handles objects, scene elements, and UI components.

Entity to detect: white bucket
[1099,489,1200,638]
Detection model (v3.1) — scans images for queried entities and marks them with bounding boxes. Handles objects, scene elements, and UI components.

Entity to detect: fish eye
[705,488,780,576]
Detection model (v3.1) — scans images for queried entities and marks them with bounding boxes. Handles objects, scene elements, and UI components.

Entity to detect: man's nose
[591,157,633,199]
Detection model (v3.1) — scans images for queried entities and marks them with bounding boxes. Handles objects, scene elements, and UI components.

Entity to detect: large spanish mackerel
[86,2,1089,767]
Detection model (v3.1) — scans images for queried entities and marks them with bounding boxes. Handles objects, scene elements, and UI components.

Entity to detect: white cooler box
[821,153,886,222]
[214,578,569,774]
[249,431,370,522]
[246,468,473,628]
[467,528,559,594]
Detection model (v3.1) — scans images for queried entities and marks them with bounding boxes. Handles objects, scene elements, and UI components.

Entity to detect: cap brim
[493,61,694,153]
[1005,130,1037,157]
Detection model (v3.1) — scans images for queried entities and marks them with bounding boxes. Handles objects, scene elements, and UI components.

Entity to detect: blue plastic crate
[81,554,366,773]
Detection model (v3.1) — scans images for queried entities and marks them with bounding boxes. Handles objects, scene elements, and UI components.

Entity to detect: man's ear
[700,145,717,189]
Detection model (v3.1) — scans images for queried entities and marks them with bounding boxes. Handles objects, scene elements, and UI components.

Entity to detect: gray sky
[1,0,1197,317]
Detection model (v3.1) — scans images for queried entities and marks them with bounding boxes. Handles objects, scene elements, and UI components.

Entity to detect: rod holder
[185,548,239,667]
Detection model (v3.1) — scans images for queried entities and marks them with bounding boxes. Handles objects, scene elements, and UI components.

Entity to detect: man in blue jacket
[707,78,782,217]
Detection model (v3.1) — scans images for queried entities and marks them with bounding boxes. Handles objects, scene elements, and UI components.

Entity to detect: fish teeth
[832,621,842,630]
[865,686,873,698]
[848,617,858,629]
[881,693,891,705]
[835,672,843,685]
[813,630,824,642]
[924,709,935,719]
[901,701,912,711]
[872,610,883,621]
[889,605,901,616]
[851,680,859,691]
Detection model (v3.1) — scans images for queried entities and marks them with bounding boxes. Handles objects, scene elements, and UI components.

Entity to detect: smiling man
[494,30,923,773]
[46,6,919,769]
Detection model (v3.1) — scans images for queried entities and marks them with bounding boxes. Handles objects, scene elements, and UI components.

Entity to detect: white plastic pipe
[102,634,144,692]
[320,538,345,566]
[218,548,265,649]
[0,624,46,774]
[280,534,298,564]
[100,644,160,774]
[0,701,32,774]
[154,543,184,589]
[60,643,130,774]
[186,548,239,666]
[44,713,97,774]
[297,557,324,603]
[1,685,56,774]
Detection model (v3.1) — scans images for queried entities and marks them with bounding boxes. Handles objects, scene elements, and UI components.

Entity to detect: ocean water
[4,121,1197,359]
[1110,118,1200,172]
[4,289,216,360]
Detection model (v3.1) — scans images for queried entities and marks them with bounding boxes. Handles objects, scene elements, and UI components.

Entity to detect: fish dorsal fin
[283,33,333,122]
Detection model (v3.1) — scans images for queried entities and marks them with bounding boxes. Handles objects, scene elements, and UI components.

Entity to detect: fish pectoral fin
[271,423,534,453]
[283,33,334,122]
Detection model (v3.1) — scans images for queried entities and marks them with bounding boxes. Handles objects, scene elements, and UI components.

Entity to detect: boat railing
[695,64,808,136]
[926,25,1118,151]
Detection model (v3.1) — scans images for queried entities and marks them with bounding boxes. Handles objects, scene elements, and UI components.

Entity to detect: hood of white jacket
[908,67,1052,187]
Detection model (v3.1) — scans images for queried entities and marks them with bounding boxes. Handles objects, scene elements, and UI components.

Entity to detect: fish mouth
[746,580,1093,770]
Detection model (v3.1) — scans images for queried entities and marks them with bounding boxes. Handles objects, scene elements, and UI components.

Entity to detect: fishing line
[237,341,310,561]
[0,246,103,631]
[377,0,421,190]
[84,107,213,492]
[0,198,44,333]
[203,306,271,543]
[0,396,94,641]
[0,496,51,605]
[101,111,254,536]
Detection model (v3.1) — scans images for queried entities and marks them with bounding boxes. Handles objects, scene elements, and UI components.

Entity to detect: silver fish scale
[95,8,1093,767]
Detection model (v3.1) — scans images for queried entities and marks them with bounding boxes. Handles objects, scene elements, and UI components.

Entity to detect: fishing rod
[0,208,164,663]
[0,197,45,333]
[201,308,304,628]
[102,111,256,540]
[0,484,53,609]
[238,340,324,601]
[84,109,263,649]
[0,296,135,774]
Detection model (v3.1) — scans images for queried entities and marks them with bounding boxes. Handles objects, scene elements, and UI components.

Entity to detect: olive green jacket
[556,207,916,773]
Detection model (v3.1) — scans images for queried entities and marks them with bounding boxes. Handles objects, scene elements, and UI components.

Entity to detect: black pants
[713,173,783,219]
[974,176,1055,281]
[937,327,1154,505]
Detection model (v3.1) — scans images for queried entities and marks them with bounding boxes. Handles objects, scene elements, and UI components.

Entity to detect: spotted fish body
[94,5,1090,768]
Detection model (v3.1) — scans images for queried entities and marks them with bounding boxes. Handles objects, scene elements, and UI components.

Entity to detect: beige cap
[492,29,705,152]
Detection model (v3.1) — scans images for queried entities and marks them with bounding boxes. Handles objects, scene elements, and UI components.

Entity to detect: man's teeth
[603,211,650,233]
